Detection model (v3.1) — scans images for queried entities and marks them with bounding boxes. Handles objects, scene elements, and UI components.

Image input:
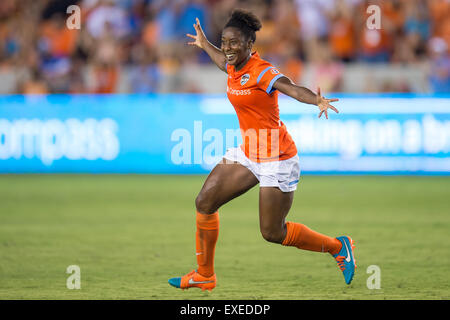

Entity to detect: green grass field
[0,175,449,300]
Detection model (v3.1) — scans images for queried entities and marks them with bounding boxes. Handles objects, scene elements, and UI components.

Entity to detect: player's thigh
[259,187,294,242]
[196,158,259,214]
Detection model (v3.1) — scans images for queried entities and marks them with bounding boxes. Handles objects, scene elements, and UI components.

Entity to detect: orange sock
[196,211,219,277]
[282,221,342,255]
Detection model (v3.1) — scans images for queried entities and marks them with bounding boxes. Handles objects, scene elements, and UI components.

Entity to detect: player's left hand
[316,87,339,119]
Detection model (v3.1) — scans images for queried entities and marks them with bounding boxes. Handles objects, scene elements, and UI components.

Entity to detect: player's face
[221,27,252,67]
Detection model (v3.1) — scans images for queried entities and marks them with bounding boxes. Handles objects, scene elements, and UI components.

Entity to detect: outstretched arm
[273,76,339,119]
[186,18,227,73]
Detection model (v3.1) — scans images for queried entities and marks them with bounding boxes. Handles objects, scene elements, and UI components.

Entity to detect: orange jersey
[226,51,297,162]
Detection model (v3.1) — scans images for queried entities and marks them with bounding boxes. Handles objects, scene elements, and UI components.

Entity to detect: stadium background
[0,0,449,300]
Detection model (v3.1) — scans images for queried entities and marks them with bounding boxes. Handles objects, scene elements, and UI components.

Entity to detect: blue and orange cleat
[168,270,216,291]
[333,236,356,285]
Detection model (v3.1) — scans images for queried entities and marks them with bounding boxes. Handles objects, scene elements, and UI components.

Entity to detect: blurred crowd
[0,0,449,94]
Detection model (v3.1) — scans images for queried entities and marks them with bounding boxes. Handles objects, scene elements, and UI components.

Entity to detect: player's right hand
[186,18,207,49]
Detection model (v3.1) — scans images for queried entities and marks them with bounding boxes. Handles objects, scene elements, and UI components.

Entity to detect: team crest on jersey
[240,74,250,86]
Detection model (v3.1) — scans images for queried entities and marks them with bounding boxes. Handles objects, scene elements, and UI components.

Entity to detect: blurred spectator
[177,0,209,40]
[311,39,344,93]
[356,1,393,63]
[87,20,121,93]
[428,0,450,48]
[294,0,334,62]
[359,28,391,63]
[141,11,160,51]
[153,0,179,42]
[329,0,356,62]
[128,45,161,93]
[40,13,79,58]
[37,12,80,93]
[428,37,450,93]
[21,69,49,95]
[85,0,131,39]
[403,0,431,60]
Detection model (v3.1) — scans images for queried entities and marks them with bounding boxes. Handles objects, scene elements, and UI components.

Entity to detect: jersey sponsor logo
[227,86,252,96]
[270,68,280,75]
[240,74,250,86]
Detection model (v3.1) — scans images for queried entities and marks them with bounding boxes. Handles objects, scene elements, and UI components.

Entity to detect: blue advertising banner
[0,93,449,174]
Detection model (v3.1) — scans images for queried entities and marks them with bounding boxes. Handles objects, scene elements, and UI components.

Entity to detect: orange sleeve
[255,65,284,94]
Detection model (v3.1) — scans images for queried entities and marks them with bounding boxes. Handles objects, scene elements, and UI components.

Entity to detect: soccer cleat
[168,270,216,291]
[332,236,356,285]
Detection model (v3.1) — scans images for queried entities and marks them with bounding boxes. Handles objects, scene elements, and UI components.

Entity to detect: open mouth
[225,53,236,62]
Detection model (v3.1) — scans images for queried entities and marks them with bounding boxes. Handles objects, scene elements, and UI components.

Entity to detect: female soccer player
[168,10,356,291]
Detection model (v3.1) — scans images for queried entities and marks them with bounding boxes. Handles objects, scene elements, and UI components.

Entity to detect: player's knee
[260,227,284,244]
[195,192,217,215]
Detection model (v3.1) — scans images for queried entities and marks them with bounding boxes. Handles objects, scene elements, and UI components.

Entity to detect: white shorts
[222,147,301,192]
